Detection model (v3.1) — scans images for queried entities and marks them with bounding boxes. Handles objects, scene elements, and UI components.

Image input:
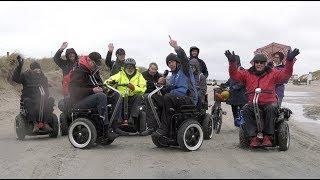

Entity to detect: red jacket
[229,60,294,105]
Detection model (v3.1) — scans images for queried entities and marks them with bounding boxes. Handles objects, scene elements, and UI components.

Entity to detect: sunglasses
[254,61,266,64]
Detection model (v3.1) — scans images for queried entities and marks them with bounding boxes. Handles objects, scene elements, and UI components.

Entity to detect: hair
[149,62,158,69]
[272,51,285,61]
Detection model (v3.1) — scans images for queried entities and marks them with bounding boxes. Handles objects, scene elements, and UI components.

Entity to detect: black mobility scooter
[148,82,213,151]
[15,86,59,140]
[239,88,292,151]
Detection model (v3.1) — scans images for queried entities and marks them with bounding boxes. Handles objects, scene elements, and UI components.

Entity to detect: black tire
[239,126,249,148]
[68,118,97,149]
[202,113,213,140]
[139,111,146,132]
[151,134,169,148]
[98,138,115,146]
[49,114,59,138]
[213,108,222,134]
[60,113,68,136]
[15,114,26,140]
[277,121,290,151]
[177,120,204,151]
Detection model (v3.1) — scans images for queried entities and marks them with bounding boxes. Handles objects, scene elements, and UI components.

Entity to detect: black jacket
[142,71,162,93]
[53,48,78,76]
[12,64,49,100]
[189,47,209,78]
[69,65,103,106]
[105,51,125,76]
[225,78,247,106]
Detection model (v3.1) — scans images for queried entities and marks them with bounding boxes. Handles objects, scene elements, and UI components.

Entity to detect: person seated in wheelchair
[147,38,199,138]
[105,58,147,127]
[69,52,119,139]
[12,55,55,133]
[189,58,207,110]
[225,48,299,147]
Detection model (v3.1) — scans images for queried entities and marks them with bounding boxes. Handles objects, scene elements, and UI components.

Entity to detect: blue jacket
[164,47,198,105]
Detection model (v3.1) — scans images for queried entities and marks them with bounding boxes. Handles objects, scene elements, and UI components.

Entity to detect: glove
[224,50,236,62]
[127,83,135,91]
[17,55,24,66]
[287,48,300,61]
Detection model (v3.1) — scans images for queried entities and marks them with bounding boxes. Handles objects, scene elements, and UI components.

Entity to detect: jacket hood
[79,55,94,73]
[190,58,200,74]
[189,46,200,58]
[66,48,78,61]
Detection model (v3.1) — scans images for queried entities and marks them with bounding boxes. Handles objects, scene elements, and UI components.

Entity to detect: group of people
[12,38,300,148]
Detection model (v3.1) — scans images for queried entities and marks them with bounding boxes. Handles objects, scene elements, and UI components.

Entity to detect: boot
[44,123,53,132]
[33,122,39,133]
[250,136,261,147]
[262,135,272,147]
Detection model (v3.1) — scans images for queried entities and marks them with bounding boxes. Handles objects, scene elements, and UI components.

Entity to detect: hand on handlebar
[93,87,104,93]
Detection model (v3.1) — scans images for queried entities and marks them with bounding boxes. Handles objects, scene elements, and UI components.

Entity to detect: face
[191,49,198,57]
[88,59,97,70]
[167,60,177,71]
[32,68,41,74]
[273,54,282,65]
[68,53,76,61]
[125,65,135,75]
[148,65,158,76]
[117,54,126,62]
[254,61,267,72]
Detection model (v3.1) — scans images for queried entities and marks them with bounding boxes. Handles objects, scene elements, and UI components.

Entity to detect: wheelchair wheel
[277,121,290,151]
[68,118,97,149]
[239,126,249,148]
[151,134,169,148]
[60,113,69,136]
[177,120,204,151]
[212,107,222,134]
[15,114,26,140]
[202,113,213,140]
[138,111,146,132]
[49,114,59,138]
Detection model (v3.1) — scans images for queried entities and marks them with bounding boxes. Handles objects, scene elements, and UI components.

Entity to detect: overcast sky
[1,1,319,79]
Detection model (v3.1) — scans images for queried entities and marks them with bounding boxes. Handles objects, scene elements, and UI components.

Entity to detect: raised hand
[108,43,114,52]
[287,48,300,61]
[224,50,232,61]
[169,39,178,49]
[59,42,68,51]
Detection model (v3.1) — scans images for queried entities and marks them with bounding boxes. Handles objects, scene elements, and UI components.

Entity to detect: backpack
[62,63,78,96]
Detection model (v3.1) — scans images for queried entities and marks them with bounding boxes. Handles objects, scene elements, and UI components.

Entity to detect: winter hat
[88,52,102,66]
[116,48,126,55]
[252,54,268,63]
[166,53,180,65]
[30,62,41,70]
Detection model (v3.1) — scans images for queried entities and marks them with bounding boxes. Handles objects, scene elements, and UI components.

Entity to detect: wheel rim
[69,121,92,148]
[183,124,203,151]
[286,125,290,148]
[209,116,213,138]
[213,110,222,133]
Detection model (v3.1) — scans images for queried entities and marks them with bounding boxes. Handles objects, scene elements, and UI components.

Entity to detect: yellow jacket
[104,68,146,97]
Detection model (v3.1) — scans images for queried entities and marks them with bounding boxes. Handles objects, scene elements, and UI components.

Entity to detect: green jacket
[105,68,146,97]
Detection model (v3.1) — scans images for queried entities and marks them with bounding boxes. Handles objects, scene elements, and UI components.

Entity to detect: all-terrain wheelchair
[67,84,123,149]
[107,83,147,136]
[239,88,292,151]
[15,86,59,140]
[148,83,213,151]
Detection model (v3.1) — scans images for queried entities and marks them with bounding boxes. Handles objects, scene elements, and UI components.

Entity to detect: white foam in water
[281,102,320,124]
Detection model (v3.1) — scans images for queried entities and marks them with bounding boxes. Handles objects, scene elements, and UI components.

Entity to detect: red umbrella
[253,42,294,65]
